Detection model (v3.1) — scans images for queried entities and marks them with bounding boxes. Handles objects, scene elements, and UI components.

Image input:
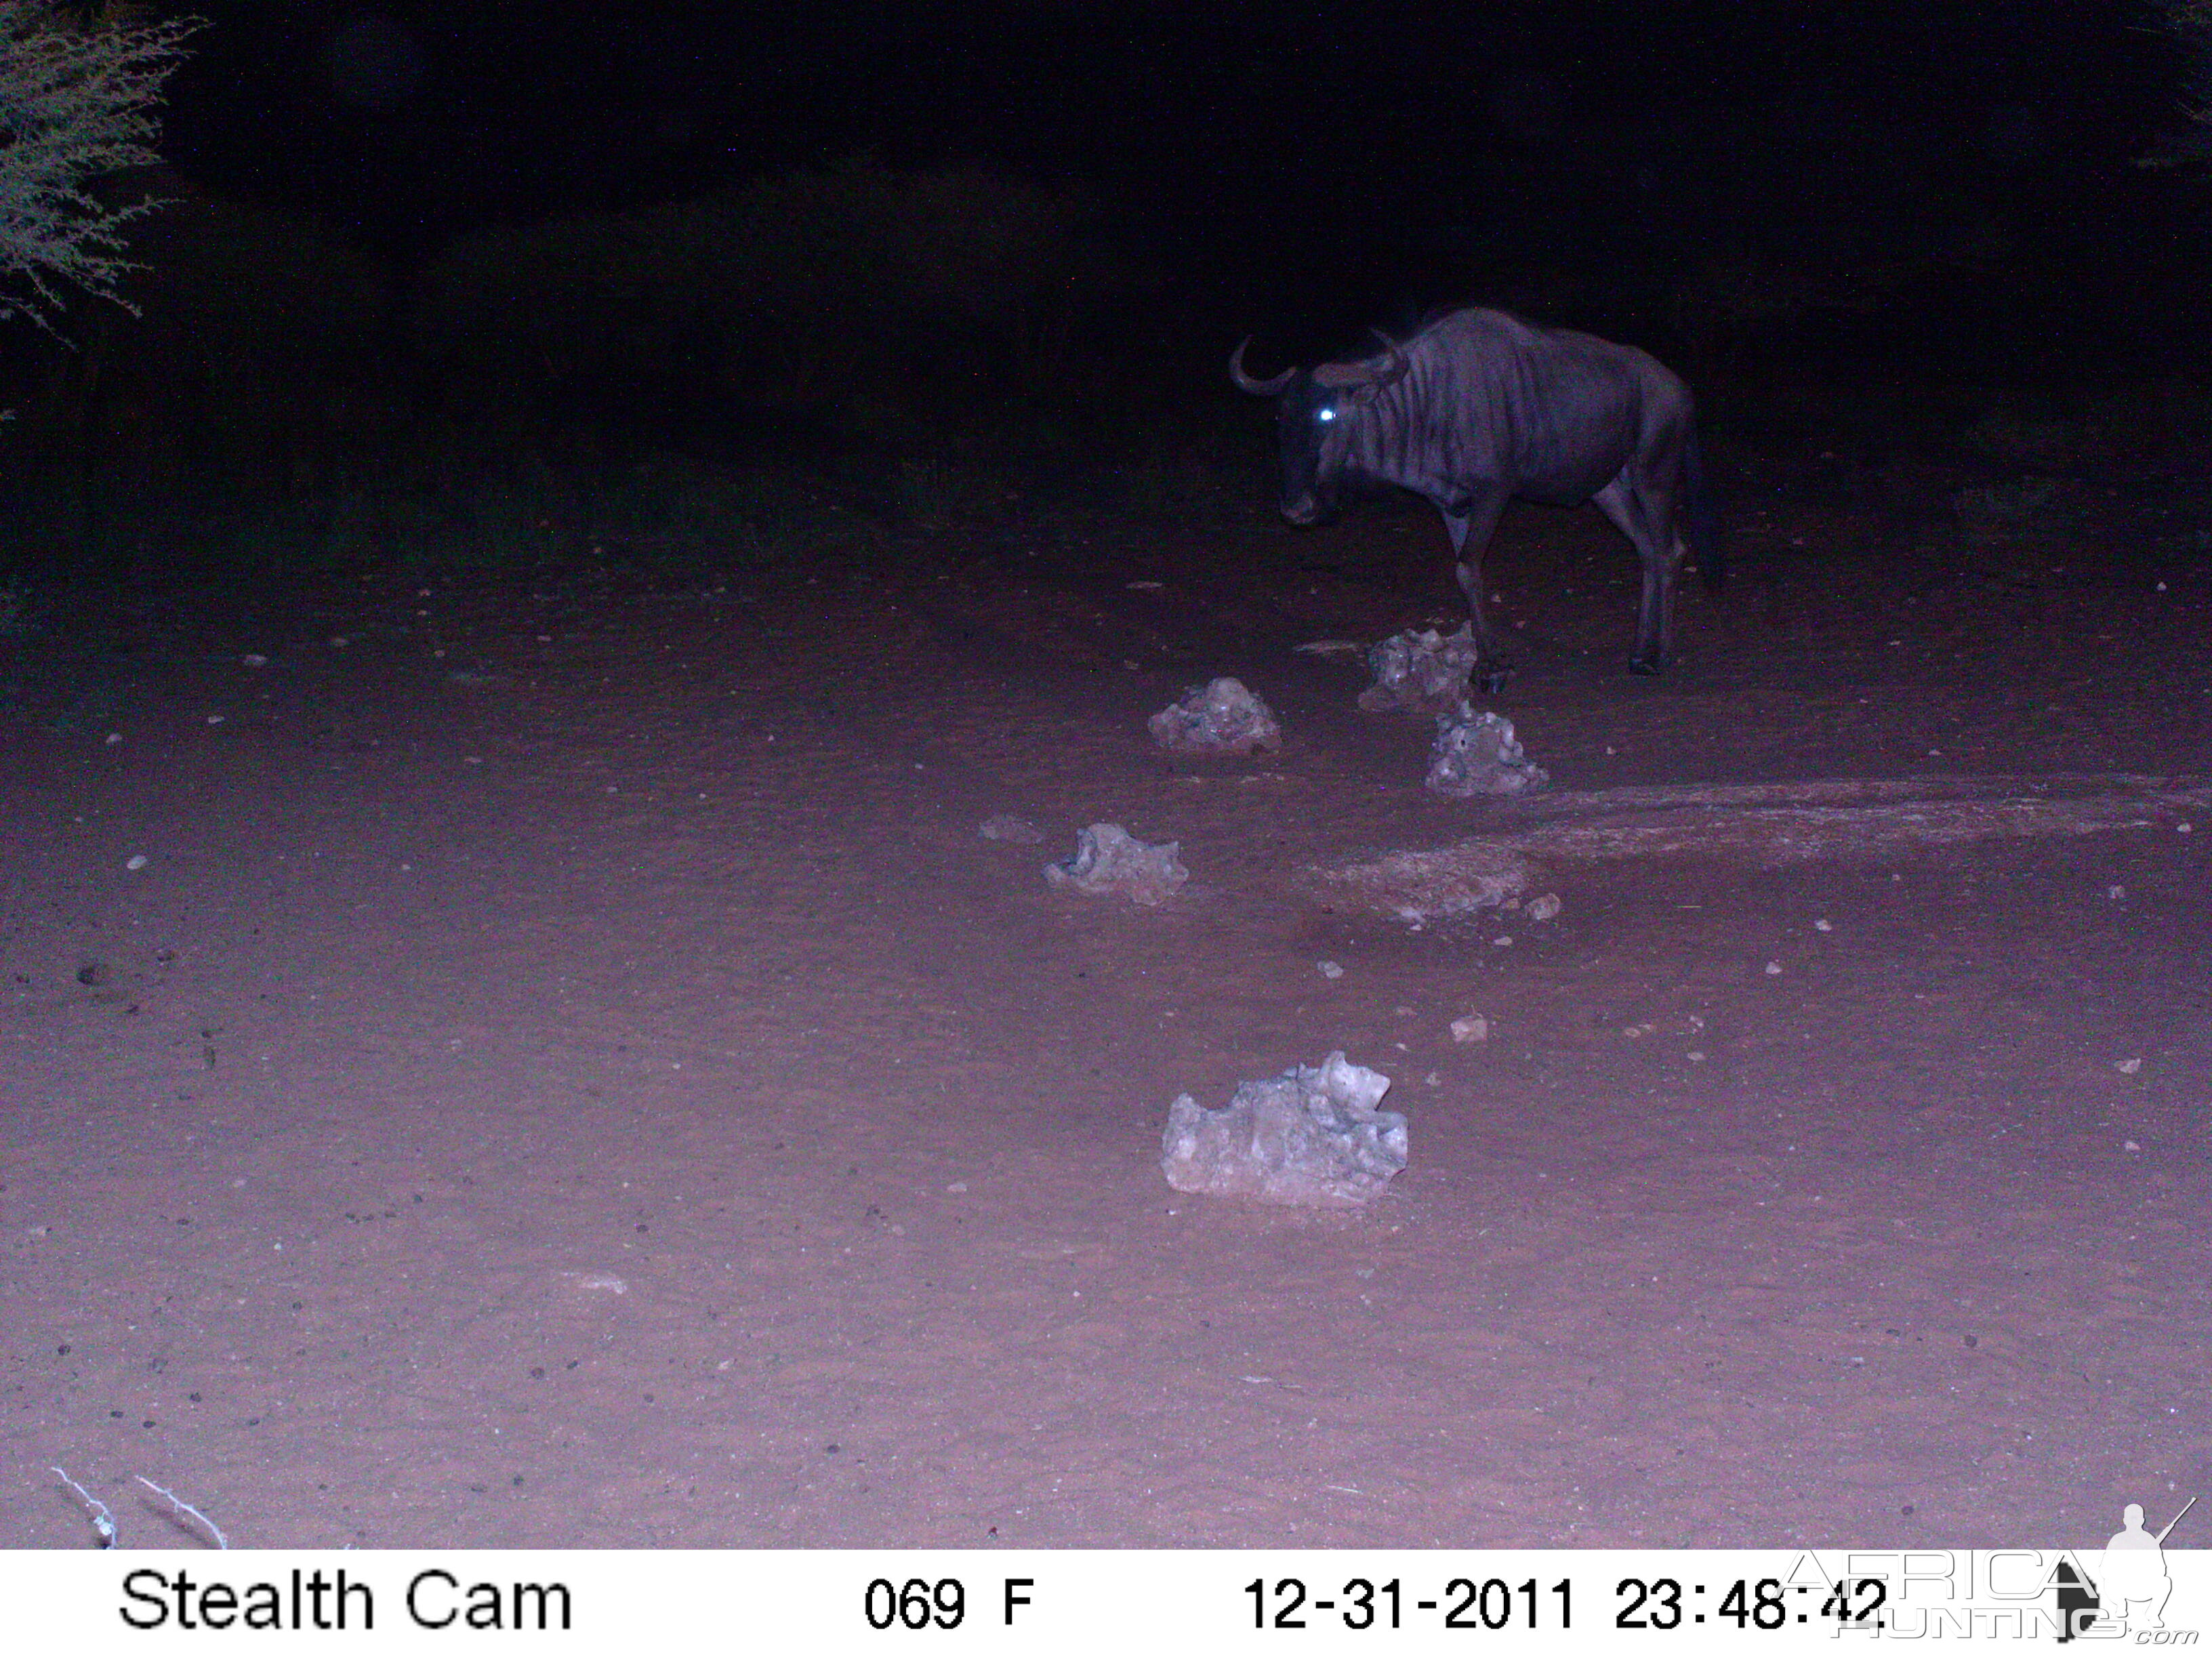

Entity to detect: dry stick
[50,1467,117,1549]
[137,1477,229,1550]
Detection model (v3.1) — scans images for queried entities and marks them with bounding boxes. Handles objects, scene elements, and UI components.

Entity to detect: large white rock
[1044,823,1188,906]
[1161,1052,1406,1207]
[1148,677,1283,756]
[1359,624,1481,714]
[1427,705,1549,797]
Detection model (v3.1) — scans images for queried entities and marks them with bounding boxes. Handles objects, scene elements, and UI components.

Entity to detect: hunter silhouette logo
[2056,1495,2196,1641]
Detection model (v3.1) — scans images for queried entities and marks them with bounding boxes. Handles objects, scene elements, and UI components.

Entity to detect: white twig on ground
[136,1476,228,1549]
[50,1466,117,1548]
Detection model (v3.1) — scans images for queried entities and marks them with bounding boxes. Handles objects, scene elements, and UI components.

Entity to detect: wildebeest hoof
[1629,657,1662,677]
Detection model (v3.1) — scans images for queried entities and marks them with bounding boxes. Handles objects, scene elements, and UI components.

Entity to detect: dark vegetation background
[2,0,2207,588]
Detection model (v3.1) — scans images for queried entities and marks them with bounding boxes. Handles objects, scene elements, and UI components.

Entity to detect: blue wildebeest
[1232,307,1721,676]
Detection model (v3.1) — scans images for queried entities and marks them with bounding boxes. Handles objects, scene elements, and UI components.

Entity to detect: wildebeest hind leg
[1444,493,1509,686]
[1593,477,1677,675]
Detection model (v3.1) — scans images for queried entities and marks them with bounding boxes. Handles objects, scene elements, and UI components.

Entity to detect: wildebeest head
[1231,331,1409,525]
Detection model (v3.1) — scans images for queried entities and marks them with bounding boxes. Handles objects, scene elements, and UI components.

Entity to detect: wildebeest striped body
[1233,307,1721,676]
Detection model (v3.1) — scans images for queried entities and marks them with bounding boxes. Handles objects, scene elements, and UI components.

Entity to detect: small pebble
[1317,960,1344,980]
[1765,961,1782,975]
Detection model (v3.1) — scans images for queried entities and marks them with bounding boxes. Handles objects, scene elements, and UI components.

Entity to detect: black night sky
[165,3,2186,295]
[5,2,2211,503]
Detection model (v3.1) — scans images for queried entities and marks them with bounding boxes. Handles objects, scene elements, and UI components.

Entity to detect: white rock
[1426,705,1548,798]
[1161,1052,1406,1207]
[1359,624,1482,713]
[1148,677,1282,755]
[1044,823,1187,906]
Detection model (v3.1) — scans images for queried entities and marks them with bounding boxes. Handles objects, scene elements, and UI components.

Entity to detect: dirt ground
[3,452,2207,1549]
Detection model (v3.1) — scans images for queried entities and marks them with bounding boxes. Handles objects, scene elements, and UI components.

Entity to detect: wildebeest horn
[1229,337,1295,396]
[1313,328,1410,389]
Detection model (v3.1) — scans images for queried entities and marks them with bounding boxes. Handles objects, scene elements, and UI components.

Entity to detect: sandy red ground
[3,456,2207,1549]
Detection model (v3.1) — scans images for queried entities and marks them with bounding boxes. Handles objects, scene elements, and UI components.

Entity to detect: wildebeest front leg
[1443,491,1509,686]
[1592,476,1679,675]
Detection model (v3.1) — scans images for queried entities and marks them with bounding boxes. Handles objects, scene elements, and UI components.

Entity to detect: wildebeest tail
[1683,422,1725,592]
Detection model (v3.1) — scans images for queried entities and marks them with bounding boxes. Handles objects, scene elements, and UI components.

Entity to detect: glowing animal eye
[1317,407,1336,422]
